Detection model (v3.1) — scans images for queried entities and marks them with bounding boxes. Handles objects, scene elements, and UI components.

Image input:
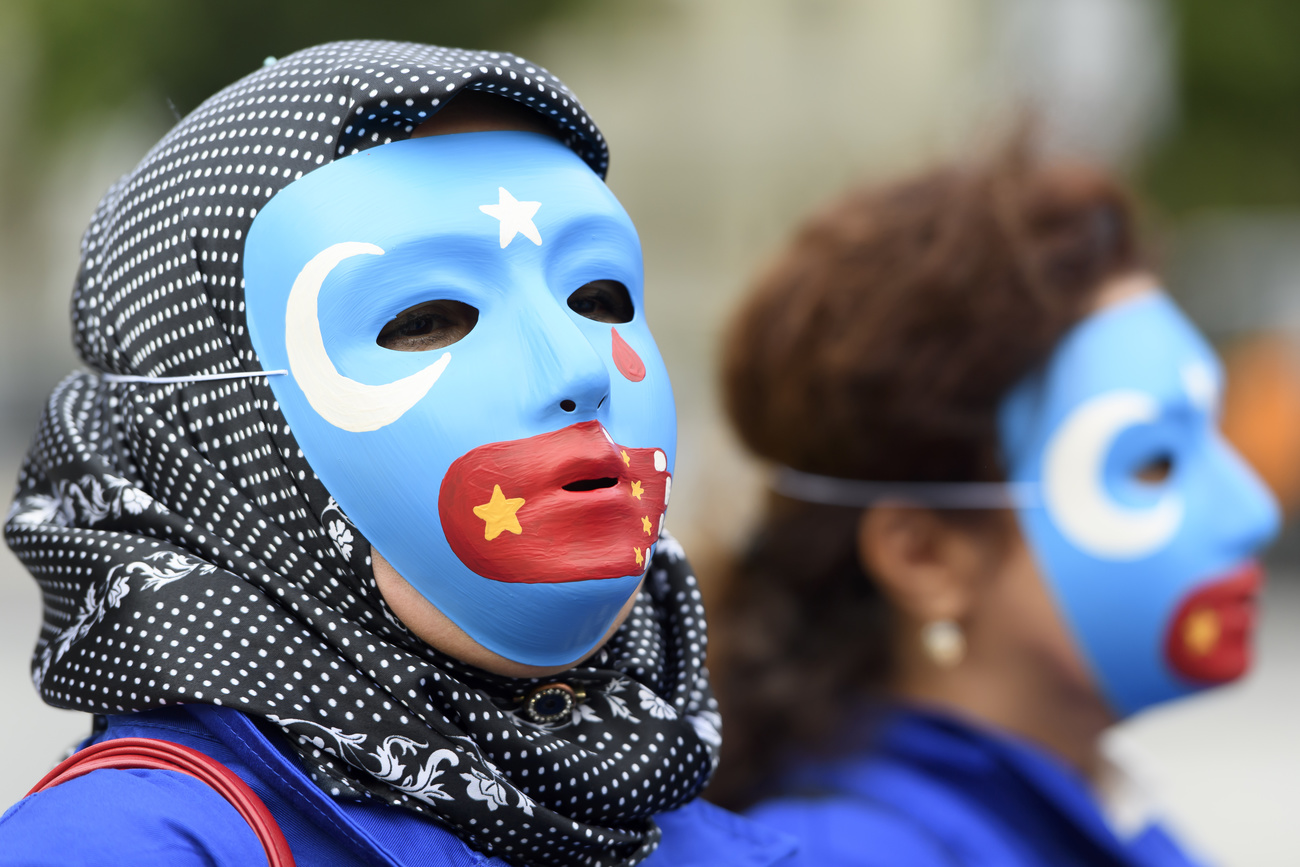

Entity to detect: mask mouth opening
[563,477,619,492]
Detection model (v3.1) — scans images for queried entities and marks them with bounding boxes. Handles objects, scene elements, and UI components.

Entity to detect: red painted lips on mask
[439,420,671,583]
[1164,561,1264,684]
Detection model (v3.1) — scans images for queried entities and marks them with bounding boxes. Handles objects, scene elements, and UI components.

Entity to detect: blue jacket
[0,705,795,866]
[747,708,1205,867]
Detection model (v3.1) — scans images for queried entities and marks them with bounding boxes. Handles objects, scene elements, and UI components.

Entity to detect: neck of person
[888,617,1115,783]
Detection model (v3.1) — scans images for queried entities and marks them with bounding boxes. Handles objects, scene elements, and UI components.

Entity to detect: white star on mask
[479,187,543,248]
[1181,360,1220,412]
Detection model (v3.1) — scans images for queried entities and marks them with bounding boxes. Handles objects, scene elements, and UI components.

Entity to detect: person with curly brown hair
[707,147,1279,866]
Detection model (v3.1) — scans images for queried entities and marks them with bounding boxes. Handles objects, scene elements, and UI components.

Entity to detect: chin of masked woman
[706,144,1279,867]
[0,41,791,867]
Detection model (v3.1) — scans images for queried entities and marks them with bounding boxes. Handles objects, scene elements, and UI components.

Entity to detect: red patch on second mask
[611,327,646,382]
[1164,561,1263,684]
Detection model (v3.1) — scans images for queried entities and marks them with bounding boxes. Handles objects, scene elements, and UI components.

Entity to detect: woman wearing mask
[0,41,790,867]
[708,149,1278,866]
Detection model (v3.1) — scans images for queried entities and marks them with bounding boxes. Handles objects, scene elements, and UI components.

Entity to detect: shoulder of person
[0,766,264,866]
[646,798,800,867]
[746,792,967,867]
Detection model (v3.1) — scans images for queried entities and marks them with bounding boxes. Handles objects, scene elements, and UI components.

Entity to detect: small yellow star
[641,515,653,535]
[621,449,630,466]
[634,547,644,567]
[472,484,525,541]
[1183,608,1221,657]
[630,480,644,500]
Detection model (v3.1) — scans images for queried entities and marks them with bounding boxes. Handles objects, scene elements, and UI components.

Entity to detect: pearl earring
[921,620,966,668]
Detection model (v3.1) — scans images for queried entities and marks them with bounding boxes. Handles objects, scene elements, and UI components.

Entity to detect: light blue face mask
[244,131,677,667]
[1000,293,1279,716]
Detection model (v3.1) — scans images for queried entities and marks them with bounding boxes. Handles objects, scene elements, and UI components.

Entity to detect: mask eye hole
[377,300,479,352]
[1134,453,1173,484]
[567,280,634,324]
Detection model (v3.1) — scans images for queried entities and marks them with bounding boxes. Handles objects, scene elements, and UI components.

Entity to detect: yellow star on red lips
[621,449,630,466]
[641,515,653,535]
[1183,608,1221,657]
[630,480,644,500]
[634,547,645,567]
[473,484,525,541]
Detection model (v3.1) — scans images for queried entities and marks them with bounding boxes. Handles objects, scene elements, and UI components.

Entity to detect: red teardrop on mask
[611,327,646,382]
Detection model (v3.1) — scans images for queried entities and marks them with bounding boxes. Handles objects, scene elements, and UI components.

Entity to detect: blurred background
[2,0,1299,862]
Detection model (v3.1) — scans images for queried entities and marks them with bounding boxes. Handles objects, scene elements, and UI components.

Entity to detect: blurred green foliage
[1144,0,1300,213]
[14,0,1300,218]
[18,0,589,137]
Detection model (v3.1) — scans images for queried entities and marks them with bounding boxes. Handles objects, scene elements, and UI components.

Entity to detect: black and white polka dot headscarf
[4,41,720,867]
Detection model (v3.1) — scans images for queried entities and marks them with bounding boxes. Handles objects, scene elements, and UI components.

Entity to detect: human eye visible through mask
[377,299,479,352]
[1134,452,1174,484]
[567,280,633,324]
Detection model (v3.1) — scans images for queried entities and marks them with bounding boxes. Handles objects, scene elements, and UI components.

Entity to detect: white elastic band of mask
[97,369,288,385]
[773,466,1041,509]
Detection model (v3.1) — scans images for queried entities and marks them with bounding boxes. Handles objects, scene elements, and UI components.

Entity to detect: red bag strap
[28,737,295,867]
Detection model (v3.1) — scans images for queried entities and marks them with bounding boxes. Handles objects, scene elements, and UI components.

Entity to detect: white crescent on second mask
[285,241,451,433]
[1042,390,1184,560]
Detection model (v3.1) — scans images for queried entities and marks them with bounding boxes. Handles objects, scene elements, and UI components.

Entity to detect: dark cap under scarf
[5,41,719,867]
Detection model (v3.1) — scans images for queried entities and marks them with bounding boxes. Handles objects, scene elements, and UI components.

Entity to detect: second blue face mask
[243,132,677,667]
[1000,293,1279,716]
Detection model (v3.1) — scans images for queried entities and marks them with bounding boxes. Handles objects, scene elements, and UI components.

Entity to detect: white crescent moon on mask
[1042,390,1183,560]
[285,241,451,433]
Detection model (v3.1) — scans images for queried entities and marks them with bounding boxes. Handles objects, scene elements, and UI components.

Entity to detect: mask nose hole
[560,399,577,413]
